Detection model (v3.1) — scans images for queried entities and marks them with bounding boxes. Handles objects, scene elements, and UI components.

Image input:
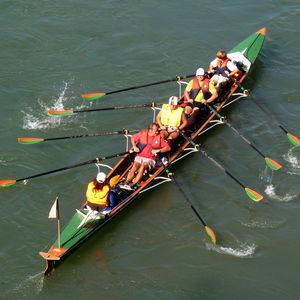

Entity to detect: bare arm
[179,112,188,130]
[130,135,140,153]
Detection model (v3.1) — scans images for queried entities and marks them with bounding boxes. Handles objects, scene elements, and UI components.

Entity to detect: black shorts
[186,102,202,109]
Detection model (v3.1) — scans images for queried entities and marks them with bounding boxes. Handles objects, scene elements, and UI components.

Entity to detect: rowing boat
[39,28,267,275]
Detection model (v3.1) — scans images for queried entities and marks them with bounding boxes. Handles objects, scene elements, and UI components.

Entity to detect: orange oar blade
[245,188,263,202]
[81,93,106,100]
[287,133,300,147]
[18,138,44,144]
[265,157,282,171]
[48,110,74,116]
[0,180,17,188]
[205,226,216,244]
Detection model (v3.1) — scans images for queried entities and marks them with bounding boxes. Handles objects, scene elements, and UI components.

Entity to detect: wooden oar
[48,102,156,116]
[81,74,195,100]
[205,103,282,170]
[179,131,263,202]
[18,129,140,145]
[244,90,300,146]
[0,151,129,188]
[159,157,216,244]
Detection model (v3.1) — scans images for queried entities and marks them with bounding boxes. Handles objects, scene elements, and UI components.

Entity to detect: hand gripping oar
[205,103,282,170]
[18,129,140,145]
[81,74,195,100]
[0,151,129,188]
[48,102,156,116]
[158,157,216,244]
[179,131,263,202]
[243,90,300,146]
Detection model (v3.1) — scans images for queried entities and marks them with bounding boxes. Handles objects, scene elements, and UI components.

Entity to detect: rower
[120,122,171,190]
[156,96,188,143]
[86,172,118,212]
[183,67,218,124]
[209,50,241,89]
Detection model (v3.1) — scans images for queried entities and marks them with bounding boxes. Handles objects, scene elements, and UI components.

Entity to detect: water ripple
[240,216,286,229]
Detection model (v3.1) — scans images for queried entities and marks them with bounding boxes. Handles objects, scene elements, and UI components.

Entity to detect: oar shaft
[169,172,207,226]
[206,104,265,158]
[16,151,129,183]
[17,159,96,182]
[199,147,246,188]
[179,130,246,188]
[43,130,140,142]
[248,94,289,133]
[73,103,153,114]
[105,74,195,95]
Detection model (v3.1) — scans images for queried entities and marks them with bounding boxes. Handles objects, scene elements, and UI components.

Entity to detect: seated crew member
[86,172,117,212]
[156,96,188,142]
[122,122,171,189]
[209,50,240,88]
[183,67,218,118]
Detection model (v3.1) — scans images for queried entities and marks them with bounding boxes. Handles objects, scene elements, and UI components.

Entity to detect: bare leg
[168,131,180,141]
[126,161,141,184]
[132,162,148,184]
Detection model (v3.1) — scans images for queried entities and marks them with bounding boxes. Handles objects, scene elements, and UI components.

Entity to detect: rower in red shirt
[121,122,171,189]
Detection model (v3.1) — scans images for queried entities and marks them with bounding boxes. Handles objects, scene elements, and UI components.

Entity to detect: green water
[0,0,299,299]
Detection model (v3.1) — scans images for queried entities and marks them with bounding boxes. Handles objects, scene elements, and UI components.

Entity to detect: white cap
[196,67,205,76]
[169,96,178,105]
[96,172,106,183]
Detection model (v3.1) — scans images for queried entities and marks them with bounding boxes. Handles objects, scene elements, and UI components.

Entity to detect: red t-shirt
[133,132,169,160]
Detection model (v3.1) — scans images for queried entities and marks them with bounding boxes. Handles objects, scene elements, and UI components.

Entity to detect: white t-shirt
[210,58,237,72]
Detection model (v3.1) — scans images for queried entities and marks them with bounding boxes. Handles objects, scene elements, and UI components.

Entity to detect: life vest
[136,129,163,152]
[86,182,110,205]
[215,57,231,76]
[188,77,212,101]
[160,104,184,127]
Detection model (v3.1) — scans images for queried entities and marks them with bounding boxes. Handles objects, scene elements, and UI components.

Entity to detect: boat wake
[265,184,297,202]
[283,148,300,175]
[3,272,44,299]
[206,241,256,258]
